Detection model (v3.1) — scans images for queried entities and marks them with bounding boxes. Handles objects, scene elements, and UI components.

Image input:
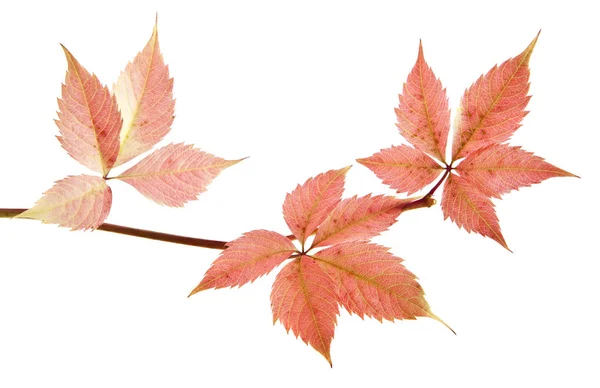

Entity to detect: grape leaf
[17,175,112,230]
[191,168,448,364]
[113,18,175,167]
[359,33,576,249]
[56,46,122,176]
[114,143,241,207]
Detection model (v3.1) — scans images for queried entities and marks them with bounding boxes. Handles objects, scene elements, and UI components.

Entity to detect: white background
[0,1,597,386]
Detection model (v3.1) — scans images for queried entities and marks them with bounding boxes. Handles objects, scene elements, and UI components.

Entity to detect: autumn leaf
[451,34,538,161]
[191,168,447,364]
[455,144,576,199]
[114,143,241,207]
[356,145,443,195]
[189,230,296,294]
[359,33,576,249]
[113,18,175,167]
[17,175,112,230]
[395,41,450,163]
[56,46,122,176]
[312,195,410,248]
[312,241,430,321]
[271,256,339,366]
[282,167,349,246]
[441,174,508,250]
[22,19,239,230]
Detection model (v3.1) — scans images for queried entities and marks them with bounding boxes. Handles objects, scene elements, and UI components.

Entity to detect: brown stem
[1,208,228,250]
[0,174,448,251]
[426,168,451,198]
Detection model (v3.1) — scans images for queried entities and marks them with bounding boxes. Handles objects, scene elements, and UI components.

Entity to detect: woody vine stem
[0,169,449,250]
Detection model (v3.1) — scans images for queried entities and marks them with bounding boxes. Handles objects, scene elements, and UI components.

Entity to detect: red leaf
[17,175,112,230]
[115,143,240,207]
[395,42,450,163]
[271,256,339,366]
[451,33,539,161]
[313,242,432,322]
[56,46,122,175]
[441,174,508,250]
[282,167,349,245]
[456,144,577,198]
[312,195,409,248]
[189,230,296,295]
[357,145,443,194]
[113,19,175,167]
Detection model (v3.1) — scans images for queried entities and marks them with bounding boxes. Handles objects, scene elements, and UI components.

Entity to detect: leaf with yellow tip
[451,32,539,161]
[271,256,339,366]
[313,242,433,322]
[113,18,175,167]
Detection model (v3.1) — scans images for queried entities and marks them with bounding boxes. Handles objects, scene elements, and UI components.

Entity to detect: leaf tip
[417,39,424,60]
[153,12,159,37]
[497,237,512,253]
[59,44,73,61]
[355,157,369,167]
[428,312,456,335]
[521,30,541,64]
[188,283,206,297]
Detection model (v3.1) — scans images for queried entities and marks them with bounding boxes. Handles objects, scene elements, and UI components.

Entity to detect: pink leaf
[282,167,349,245]
[113,19,175,167]
[271,256,339,366]
[17,175,112,230]
[312,195,408,248]
[114,143,240,207]
[189,230,296,295]
[451,33,539,161]
[457,144,577,198]
[357,145,443,194]
[313,242,432,322]
[56,46,122,175]
[441,175,508,250]
[395,42,450,163]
